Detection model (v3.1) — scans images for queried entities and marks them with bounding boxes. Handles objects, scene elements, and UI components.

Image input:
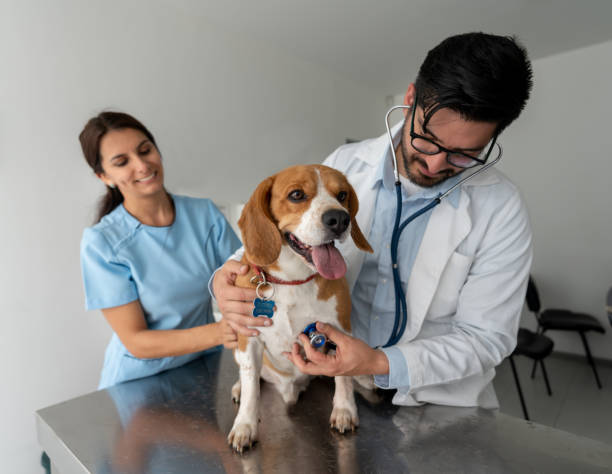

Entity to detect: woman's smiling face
[97,128,165,200]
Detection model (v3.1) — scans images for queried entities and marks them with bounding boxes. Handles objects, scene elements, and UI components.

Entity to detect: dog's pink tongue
[311,243,346,280]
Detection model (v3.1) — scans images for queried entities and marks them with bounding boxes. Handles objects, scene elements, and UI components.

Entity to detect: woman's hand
[212,260,270,336]
[283,322,389,377]
[219,319,238,349]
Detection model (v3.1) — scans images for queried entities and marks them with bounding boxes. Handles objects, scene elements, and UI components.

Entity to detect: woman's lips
[136,171,157,183]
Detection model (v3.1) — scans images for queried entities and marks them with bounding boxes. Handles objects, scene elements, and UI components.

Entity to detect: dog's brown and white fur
[228,164,372,452]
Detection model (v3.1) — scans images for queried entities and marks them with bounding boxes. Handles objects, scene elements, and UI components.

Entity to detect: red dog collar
[252,265,318,285]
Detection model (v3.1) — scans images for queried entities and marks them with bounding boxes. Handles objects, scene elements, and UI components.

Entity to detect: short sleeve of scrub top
[81,228,139,310]
[80,195,242,388]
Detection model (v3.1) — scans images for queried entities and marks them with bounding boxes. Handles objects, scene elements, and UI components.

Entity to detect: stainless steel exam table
[36,349,612,473]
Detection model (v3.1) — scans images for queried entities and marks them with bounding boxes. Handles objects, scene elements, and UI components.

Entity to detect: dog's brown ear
[348,184,373,253]
[238,176,282,266]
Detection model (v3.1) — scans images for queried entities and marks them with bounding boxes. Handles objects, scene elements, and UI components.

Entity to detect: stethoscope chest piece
[303,323,326,348]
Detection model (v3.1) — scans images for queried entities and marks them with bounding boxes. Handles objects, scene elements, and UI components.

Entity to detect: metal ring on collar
[256,281,274,300]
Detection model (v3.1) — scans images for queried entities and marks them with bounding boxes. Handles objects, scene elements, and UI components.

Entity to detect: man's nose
[424,152,450,174]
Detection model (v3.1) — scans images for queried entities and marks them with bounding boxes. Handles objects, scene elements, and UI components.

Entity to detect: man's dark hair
[415,32,533,135]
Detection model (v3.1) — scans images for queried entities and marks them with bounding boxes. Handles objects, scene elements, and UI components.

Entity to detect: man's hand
[212,260,270,336]
[283,322,389,377]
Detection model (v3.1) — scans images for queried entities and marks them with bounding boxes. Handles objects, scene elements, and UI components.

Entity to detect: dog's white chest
[258,282,338,359]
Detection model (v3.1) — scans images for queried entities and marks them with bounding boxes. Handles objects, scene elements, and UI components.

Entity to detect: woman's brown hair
[79,112,158,223]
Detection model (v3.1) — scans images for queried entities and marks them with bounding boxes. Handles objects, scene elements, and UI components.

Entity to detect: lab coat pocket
[428,251,474,318]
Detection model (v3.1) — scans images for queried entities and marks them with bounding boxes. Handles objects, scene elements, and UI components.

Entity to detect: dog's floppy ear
[348,184,373,253]
[238,176,282,266]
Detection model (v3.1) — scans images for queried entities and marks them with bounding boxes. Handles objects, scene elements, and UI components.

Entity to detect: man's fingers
[287,343,315,374]
[299,334,329,364]
[316,322,348,344]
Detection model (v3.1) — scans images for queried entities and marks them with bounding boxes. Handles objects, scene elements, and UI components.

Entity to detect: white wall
[498,40,612,359]
[0,1,386,472]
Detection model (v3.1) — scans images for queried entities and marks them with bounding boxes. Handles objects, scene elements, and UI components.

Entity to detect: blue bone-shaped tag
[253,298,275,318]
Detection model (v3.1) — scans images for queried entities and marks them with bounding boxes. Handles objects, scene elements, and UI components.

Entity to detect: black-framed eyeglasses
[409,99,501,169]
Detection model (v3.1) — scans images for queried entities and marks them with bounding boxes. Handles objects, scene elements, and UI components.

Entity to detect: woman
[79,111,240,389]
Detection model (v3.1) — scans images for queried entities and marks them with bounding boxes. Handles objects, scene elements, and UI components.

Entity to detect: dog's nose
[322,209,350,236]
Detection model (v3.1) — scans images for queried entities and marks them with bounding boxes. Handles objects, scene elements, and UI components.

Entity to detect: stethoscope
[381,105,503,347]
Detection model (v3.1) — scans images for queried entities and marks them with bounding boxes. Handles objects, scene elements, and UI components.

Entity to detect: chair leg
[509,356,530,421]
[579,331,603,389]
[530,327,544,379]
[539,360,553,396]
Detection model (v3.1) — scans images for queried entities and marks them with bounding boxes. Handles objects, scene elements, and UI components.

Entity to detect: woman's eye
[139,147,151,155]
[337,191,347,202]
[116,159,127,167]
[288,189,306,202]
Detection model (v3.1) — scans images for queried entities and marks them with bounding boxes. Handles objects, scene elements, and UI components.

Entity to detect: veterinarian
[79,112,241,389]
[213,32,533,408]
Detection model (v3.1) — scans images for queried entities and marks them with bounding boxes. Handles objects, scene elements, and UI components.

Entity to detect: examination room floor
[495,354,612,444]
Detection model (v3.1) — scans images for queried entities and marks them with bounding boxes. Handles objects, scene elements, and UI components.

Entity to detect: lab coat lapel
[404,191,472,340]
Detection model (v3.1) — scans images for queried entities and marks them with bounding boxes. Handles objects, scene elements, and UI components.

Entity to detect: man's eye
[337,191,347,202]
[288,189,306,202]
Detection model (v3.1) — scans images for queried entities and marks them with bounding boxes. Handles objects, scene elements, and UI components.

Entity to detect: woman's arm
[102,300,237,359]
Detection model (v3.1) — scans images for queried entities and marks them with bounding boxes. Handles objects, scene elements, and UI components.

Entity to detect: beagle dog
[228,164,373,452]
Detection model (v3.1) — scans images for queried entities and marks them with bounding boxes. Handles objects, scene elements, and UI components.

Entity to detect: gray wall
[0,1,385,472]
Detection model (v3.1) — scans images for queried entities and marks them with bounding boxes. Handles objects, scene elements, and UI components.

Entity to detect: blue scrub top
[80,194,241,389]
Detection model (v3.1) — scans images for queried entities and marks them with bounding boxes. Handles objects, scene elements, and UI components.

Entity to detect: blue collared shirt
[350,136,462,390]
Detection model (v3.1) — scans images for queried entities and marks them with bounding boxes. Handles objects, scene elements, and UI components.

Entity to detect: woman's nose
[133,154,151,172]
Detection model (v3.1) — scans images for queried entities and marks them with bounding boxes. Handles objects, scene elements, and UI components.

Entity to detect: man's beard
[400,136,458,188]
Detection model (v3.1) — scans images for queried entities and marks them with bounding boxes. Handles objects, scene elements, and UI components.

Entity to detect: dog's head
[238,164,373,280]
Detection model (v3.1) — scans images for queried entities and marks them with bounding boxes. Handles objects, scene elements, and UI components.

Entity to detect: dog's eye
[337,191,347,202]
[288,189,306,202]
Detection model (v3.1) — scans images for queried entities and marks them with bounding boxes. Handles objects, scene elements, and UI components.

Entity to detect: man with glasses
[213,32,533,409]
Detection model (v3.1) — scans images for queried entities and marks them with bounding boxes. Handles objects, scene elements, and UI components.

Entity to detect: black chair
[526,276,606,389]
[509,328,554,421]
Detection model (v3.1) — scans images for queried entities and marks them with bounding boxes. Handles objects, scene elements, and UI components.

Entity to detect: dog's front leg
[229,337,264,452]
[330,375,359,433]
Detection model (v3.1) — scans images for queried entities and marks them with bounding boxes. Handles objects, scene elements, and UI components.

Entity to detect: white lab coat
[325,128,533,408]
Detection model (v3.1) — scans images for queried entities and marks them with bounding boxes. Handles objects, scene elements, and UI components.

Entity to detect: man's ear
[402,83,416,117]
[238,176,282,266]
[403,83,416,106]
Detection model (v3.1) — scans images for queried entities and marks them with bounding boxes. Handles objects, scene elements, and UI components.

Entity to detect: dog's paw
[231,380,241,403]
[228,423,257,453]
[330,406,359,434]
